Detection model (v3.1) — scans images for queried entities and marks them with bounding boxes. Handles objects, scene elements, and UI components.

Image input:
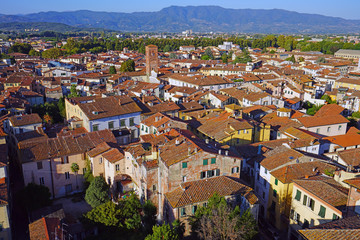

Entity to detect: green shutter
[211,158,216,164]
[295,190,301,201]
[310,199,315,211]
[332,214,339,220]
[303,195,308,205]
[182,162,187,168]
[273,189,277,198]
[275,179,278,185]
[203,159,208,165]
[319,205,326,218]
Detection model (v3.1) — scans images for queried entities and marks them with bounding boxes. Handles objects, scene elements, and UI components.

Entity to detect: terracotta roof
[297,115,349,128]
[293,176,347,208]
[77,96,142,121]
[165,176,257,208]
[9,113,42,127]
[308,215,360,230]
[21,129,116,162]
[0,178,8,205]
[336,148,360,168]
[102,148,124,163]
[344,177,360,189]
[298,229,360,240]
[323,133,360,148]
[272,160,336,183]
[315,104,344,117]
[260,146,304,171]
[197,111,253,141]
[87,141,111,157]
[29,217,62,240]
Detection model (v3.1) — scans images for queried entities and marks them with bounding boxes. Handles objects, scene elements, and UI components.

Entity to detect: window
[332,214,339,220]
[182,162,188,168]
[316,128,320,133]
[116,164,120,171]
[39,177,45,185]
[65,172,70,179]
[295,190,301,201]
[192,205,197,214]
[270,201,276,212]
[141,125,144,131]
[108,121,114,129]
[232,167,239,173]
[182,176,187,182]
[153,185,157,191]
[275,179,278,185]
[61,156,69,164]
[130,118,135,126]
[273,189,277,198]
[264,168,268,174]
[327,127,331,132]
[303,195,308,206]
[120,119,125,127]
[262,191,265,199]
[207,170,214,178]
[307,198,315,211]
[99,157,103,164]
[211,158,216,164]
[37,162,43,170]
[338,125,342,131]
[180,208,186,217]
[200,171,206,179]
[318,205,326,218]
[82,168,87,174]
[203,159,208,165]
[93,124,99,131]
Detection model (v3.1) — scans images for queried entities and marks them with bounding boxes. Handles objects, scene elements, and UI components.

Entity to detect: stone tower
[146,45,158,76]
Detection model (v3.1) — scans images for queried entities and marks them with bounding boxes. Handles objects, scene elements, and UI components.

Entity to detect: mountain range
[1,6,360,33]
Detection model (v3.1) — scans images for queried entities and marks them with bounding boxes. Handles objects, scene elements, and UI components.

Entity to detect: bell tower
[146,45,158,76]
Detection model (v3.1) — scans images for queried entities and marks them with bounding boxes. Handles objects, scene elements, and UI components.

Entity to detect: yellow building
[288,177,347,240]
[334,78,360,91]
[267,161,337,231]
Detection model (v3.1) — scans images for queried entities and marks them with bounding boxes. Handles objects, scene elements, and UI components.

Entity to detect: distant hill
[0,22,81,32]
[1,6,360,33]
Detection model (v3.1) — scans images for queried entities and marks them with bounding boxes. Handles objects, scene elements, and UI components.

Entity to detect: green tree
[85,176,109,208]
[83,158,94,190]
[119,59,135,72]
[306,104,323,116]
[204,47,214,59]
[143,200,157,234]
[316,57,327,63]
[321,95,335,104]
[201,55,211,60]
[233,49,252,64]
[169,52,178,59]
[190,193,257,240]
[68,85,81,98]
[71,163,80,190]
[221,53,228,63]
[163,45,172,52]
[85,201,123,228]
[145,224,180,240]
[28,49,41,56]
[109,66,117,74]
[8,42,32,54]
[285,55,296,63]
[352,112,360,118]
[18,183,51,211]
[42,48,64,59]
[57,97,66,118]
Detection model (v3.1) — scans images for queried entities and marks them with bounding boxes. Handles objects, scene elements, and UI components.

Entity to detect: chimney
[305,175,309,179]
[175,139,180,145]
[155,116,158,122]
[225,150,229,156]
[118,98,121,105]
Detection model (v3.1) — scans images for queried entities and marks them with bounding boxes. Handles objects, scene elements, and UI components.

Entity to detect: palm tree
[71,163,80,190]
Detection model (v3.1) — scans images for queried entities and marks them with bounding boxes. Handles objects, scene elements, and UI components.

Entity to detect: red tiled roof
[165,176,257,208]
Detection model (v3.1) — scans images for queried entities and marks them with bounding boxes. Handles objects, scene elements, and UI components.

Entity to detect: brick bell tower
[146,45,158,76]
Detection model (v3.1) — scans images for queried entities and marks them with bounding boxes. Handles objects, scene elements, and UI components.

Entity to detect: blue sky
[3,0,359,20]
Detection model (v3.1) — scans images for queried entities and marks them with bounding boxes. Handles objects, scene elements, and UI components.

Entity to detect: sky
[3,0,360,20]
